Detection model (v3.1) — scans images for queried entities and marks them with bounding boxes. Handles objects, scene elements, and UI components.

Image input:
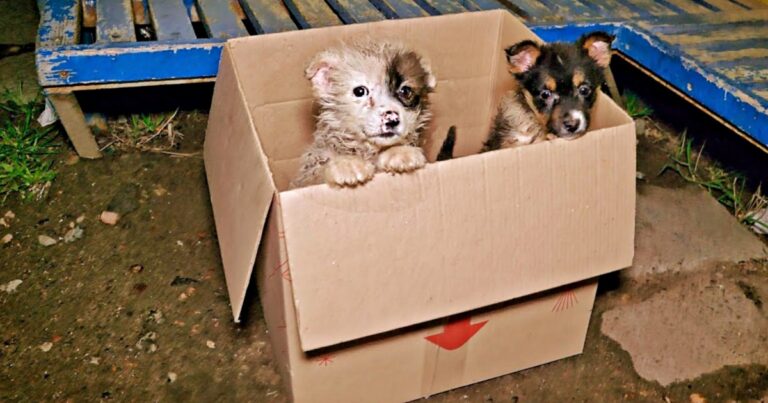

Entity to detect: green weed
[659,131,767,228]
[0,86,59,202]
[624,91,653,119]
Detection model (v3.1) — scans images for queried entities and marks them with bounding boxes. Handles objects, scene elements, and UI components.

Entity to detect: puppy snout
[562,112,584,133]
[383,111,400,128]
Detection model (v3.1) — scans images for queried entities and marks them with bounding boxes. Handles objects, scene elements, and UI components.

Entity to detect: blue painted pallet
[36,0,768,152]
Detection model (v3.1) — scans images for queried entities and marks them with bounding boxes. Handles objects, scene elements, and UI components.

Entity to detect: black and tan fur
[482,32,614,152]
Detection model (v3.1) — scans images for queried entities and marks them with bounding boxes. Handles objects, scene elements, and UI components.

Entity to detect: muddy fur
[482,32,614,152]
[292,41,436,188]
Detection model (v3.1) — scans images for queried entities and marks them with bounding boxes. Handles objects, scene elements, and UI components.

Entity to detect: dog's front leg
[323,155,376,187]
[376,145,427,174]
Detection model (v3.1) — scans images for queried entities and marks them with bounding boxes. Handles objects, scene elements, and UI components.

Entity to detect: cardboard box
[204,9,635,402]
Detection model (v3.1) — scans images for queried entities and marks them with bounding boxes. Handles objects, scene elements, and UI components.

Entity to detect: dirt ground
[1,112,766,403]
[2,2,768,402]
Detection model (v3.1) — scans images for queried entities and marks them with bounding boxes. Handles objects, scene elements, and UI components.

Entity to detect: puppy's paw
[324,156,376,187]
[377,146,426,174]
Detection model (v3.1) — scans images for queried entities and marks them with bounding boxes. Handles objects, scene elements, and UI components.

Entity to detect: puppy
[482,32,614,152]
[291,41,436,188]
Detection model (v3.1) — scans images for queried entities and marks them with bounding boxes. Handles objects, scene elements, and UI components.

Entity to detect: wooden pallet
[36,0,768,157]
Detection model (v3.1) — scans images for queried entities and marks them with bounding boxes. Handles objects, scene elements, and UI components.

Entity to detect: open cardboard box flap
[204,10,636,352]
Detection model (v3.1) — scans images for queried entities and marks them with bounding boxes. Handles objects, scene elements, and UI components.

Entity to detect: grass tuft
[101,109,182,152]
[624,91,653,119]
[0,86,59,202]
[659,131,767,229]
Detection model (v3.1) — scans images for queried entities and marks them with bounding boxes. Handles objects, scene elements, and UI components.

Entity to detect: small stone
[4,210,15,219]
[167,372,177,383]
[170,276,198,286]
[636,171,646,180]
[185,287,196,297]
[64,153,80,166]
[1,233,12,244]
[63,227,84,243]
[690,393,706,403]
[136,331,158,352]
[99,211,120,225]
[176,240,184,247]
[635,118,647,136]
[0,218,8,228]
[178,292,188,301]
[0,279,22,293]
[149,310,164,324]
[748,207,768,235]
[153,185,168,197]
[76,214,86,224]
[38,235,57,246]
[206,340,216,349]
[130,264,144,274]
[89,356,100,365]
[39,342,53,352]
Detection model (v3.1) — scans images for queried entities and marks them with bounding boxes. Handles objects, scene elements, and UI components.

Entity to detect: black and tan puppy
[482,32,614,151]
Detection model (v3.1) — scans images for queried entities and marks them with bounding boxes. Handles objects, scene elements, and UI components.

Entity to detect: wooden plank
[616,0,678,16]
[283,0,342,29]
[535,0,599,20]
[47,92,101,158]
[656,24,768,45]
[509,0,557,19]
[415,0,467,14]
[705,0,750,10]
[688,48,768,63]
[36,40,224,86]
[147,0,197,41]
[38,0,80,47]
[45,77,215,93]
[133,0,151,24]
[196,0,248,39]
[660,0,721,13]
[732,0,768,9]
[239,0,296,33]
[81,0,96,27]
[578,0,638,19]
[712,57,768,83]
[97,0,137,42]
[325,0,386,23]
[370,0,429,18]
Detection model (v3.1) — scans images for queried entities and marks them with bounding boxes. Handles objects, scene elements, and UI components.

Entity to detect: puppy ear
[421,58,437,91]
[578,31,614,68]
[505,40,541,74]
[305,52,339,94]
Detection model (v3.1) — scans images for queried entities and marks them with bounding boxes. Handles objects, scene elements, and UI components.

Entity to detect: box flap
[204,45,276,322]
[281,97,635,351]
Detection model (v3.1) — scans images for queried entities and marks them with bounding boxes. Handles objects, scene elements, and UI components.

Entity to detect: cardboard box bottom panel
[256,206,598,403]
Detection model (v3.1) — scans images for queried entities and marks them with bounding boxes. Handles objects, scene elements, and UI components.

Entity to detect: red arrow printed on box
[425,318,488,350]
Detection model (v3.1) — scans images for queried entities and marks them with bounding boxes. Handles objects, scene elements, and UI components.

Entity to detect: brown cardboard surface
[204,9,635,399]
[203,49,275,322]
[281,112,633,350]
[255,206,598,402]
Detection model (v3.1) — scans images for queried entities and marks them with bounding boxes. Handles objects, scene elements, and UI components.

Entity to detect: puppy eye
[398,86,413,99]
[353,86,369,97]
[539,89,552,100]
[578,85,591,97]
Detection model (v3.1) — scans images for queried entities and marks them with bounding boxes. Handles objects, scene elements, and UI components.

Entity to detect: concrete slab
[629,185,767,279]
[601,270,768,386]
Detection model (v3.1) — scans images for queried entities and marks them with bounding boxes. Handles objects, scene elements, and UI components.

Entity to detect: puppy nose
[383,111,400,128]
[563,114,582,133]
